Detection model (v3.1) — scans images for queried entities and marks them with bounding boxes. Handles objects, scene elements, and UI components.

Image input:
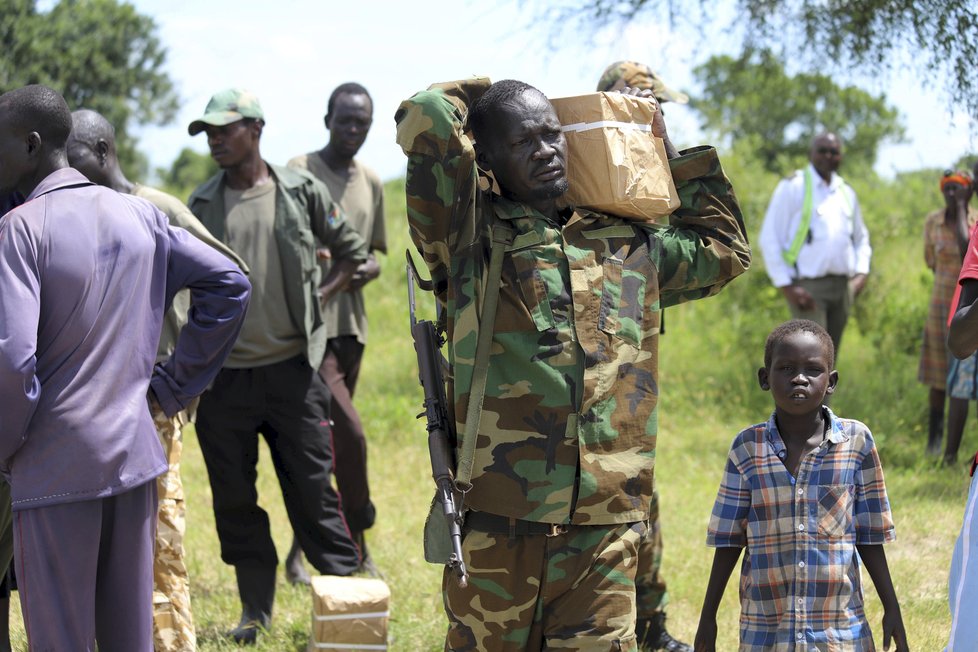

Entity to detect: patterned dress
[919,207,978,388]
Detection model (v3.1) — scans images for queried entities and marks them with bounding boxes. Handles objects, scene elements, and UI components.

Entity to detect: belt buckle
[546,523,568,537]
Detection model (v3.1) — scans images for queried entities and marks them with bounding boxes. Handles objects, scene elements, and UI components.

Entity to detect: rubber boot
[636,611,692,652]
[285,536,311,586]
[927,408,944,457]
[228,565,276,645]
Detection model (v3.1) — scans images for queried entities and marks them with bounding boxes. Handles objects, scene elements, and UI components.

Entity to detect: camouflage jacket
[395,78,751,525]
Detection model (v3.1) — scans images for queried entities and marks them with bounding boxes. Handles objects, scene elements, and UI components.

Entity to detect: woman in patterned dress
[920,170,977,461]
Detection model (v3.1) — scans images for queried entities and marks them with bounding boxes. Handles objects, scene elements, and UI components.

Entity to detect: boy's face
[758,330,837,416]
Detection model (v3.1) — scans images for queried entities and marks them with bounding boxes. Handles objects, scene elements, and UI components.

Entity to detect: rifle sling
[455,221,514,489]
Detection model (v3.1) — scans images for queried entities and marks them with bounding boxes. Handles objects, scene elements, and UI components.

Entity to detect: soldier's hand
[619,87,679,159]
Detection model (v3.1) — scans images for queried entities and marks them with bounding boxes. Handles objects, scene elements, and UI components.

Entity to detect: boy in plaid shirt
[694,320,908,651]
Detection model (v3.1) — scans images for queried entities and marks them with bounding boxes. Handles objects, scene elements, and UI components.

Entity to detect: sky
[120,0,976,183]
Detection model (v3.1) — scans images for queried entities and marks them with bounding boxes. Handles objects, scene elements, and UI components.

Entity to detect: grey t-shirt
[288,153,385,343]
[223,181,304,367]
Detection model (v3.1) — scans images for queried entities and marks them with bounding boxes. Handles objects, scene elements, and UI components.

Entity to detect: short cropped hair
[764,319,835,369]
[326,82,372,120]
[70,109,116,147]
[467,79,544,149]
[0,85,72,149]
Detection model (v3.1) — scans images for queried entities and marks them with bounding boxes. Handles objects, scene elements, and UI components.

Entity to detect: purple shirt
[0,169,250,510]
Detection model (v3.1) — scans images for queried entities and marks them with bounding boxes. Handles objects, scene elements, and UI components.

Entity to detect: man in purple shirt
[0,85,251,650]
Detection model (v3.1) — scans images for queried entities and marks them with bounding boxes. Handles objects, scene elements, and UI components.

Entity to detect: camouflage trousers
[151,409,196,652]
[443,520,645,651]
[635,490,668,618]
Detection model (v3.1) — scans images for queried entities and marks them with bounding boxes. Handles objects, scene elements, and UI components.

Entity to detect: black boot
[228,565,276,645]
[927,408,944,456]
[285,536,311,586]
[353,530,383,579]
[636,611,692,652]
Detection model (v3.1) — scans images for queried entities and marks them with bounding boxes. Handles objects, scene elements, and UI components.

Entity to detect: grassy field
[6,174,974,650]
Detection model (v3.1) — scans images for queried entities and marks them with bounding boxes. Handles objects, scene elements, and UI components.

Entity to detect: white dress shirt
[759,163,872,288]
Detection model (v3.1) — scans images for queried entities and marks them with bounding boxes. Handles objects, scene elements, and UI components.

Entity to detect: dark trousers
[14,481,157,652]
[320,336,375,533]
[196,356,361,575]
[787,275,853,355]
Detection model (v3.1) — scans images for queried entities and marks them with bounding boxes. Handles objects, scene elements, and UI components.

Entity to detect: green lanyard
[783,167,852,266]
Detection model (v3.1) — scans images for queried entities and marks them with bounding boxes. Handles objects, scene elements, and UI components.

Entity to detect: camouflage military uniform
[151,408,195,651]
[635,491,667,616]
[395,78,750,650]
[598,62,690,648]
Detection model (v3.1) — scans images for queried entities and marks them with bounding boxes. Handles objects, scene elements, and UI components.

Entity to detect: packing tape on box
[562,120,652,133]
[314,610,390,621]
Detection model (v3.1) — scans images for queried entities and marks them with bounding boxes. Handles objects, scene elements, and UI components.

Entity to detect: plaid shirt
[707,408,895,651]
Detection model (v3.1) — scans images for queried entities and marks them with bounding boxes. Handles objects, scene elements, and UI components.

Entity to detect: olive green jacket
[188,163,367,368]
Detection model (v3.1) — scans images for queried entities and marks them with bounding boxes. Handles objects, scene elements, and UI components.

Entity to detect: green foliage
[662,144,959,469]
[0,0,178,180]
[692,49,904,174]
[531,0,978,122]
[157,148,220,204]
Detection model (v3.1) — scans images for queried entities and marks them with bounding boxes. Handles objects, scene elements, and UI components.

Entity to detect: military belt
[465,511,569,537]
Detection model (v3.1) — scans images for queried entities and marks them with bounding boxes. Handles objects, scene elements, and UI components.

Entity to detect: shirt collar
[766,405,849,449]
[823,406,849,444]
[807,162,846,191]
[491,193,575,226]
[25,168,94,202]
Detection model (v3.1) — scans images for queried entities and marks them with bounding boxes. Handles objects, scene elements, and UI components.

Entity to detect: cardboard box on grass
[309,575,390,651]
[550,92,679,222]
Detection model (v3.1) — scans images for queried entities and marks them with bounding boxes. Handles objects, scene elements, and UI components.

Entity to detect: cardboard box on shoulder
[550,92,679,223]
[309,575,390,651]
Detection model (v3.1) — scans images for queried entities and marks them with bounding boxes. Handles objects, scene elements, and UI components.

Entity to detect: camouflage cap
[187,88,264,136]
[596,61,689,104]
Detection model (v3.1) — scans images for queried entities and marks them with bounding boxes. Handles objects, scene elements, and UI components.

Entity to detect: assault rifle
[406,251,468,587]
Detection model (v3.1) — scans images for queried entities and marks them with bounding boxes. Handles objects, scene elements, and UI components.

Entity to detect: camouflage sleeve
[646,145,751,307]
[394,78,492,299]
[306,176,368,264]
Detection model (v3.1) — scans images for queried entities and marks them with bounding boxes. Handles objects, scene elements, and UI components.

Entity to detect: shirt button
[797,523,804,530]
[797,632,804,640]
[797,598,804,604]
[799,561,806,568]
[797,488,804,495]
[778,450,786,458]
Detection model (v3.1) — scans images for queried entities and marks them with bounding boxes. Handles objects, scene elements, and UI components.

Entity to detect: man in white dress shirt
[759,132,871,355]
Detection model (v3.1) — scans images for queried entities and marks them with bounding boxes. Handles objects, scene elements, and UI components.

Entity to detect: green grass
[5,173,973,650]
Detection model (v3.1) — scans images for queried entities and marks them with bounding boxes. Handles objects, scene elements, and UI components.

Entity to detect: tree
[692,49,904,174]
[532,0,978,122]
[0,0,178,179]
[156,148,219,204]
